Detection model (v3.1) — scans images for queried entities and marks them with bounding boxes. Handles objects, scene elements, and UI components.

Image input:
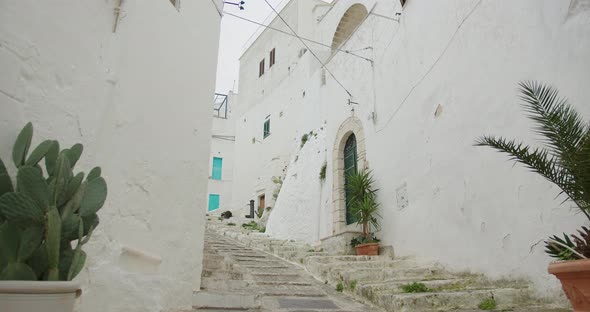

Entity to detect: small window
[212,157,223,180]
[208,194,220,211]
[269,48,276,68]
[259,59,265,77]
[263,119,271,139]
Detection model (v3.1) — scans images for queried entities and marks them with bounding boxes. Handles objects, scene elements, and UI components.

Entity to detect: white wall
[0,1,221,311]
[234,0,590,298]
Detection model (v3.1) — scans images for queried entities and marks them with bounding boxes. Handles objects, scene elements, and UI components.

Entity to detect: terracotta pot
[0,281,81,312]
[355,243,379,256]
[548,259,590,311]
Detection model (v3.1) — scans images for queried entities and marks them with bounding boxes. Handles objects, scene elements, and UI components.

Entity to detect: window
[344,134,358,225]
[208,194,220,211]
[269,48,276,68]
[259,59,265,77]
[400,0,407,7]
[263,119,271,139]
[212,157,223,180]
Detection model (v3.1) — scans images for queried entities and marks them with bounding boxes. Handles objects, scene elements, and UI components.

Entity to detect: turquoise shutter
[208,194,220,211]
[212,157,223,180]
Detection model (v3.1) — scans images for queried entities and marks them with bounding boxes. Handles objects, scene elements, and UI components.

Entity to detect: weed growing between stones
[336,282,344,292]
[478,297,497,310]
[349,280,358,291]
[401,282,430,293]
[227,223,236,226]
[242,221,260,231]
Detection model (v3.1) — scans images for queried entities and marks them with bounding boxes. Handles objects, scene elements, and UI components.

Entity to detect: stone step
[252,273,303,283]
[257,281,313,286]
[202,270,244,280]
[201,277,252,290]
[335,266,454,284]
[193,291,259,310]
[370,287,533,311]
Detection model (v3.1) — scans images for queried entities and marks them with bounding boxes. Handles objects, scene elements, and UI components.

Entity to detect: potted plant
[0,123,107,312]
[346,169,381,256]
[476,81,590,311]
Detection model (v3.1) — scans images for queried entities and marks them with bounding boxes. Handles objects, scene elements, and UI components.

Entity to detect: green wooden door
[344,134,358,225]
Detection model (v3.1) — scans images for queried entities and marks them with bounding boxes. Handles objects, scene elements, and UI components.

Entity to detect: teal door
[212,157,223,180]
[344,134,358,225]
[208,194,220,211]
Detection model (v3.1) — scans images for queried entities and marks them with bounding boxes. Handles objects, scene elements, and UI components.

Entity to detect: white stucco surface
[231,0,590,298]
[0,1,221,311]
[266,128,328,244]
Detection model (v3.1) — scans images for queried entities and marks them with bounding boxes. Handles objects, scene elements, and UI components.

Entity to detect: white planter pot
[0,281,81,312]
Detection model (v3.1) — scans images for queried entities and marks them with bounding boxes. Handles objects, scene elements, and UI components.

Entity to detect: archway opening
[331,4,369,51]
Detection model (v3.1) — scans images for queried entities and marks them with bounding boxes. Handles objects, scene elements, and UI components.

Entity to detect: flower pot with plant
[0,123,107,312]
[346,169,381,256]
[476,82,590,311]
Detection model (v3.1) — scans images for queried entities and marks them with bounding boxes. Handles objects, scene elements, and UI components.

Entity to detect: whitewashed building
[230,0,590,299]
[0,0,222,311]
[207,92,237,213]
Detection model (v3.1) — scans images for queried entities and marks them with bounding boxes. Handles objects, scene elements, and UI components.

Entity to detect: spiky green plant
[0,122,107,281]
[476,81,590,261]
[346,170,381,240]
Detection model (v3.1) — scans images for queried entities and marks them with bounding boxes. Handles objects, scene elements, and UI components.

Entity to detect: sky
[214,0,294,95]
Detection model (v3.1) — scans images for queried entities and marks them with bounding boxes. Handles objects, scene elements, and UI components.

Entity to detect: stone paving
[198,218,572,312]
[194,228,380,312]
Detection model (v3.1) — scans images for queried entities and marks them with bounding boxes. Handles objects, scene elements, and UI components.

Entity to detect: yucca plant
[476,81,590,261]
[346,169,381,243]
[0,122,107,281]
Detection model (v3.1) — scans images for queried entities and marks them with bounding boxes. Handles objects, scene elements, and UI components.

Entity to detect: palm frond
[475,136,579,203]
[518,81,589,160]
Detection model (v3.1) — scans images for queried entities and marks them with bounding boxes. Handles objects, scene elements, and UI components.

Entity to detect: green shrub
[300,134,309,148]
[401,282,430,293]
[349,280,358,290]
[242,221,259,231]
[336,282,344,292]
[478,297,497,310]
[319,162,327,180]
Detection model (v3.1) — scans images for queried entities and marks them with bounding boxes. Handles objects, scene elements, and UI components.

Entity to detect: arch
[332,116,367,235]
[331,4,369,51]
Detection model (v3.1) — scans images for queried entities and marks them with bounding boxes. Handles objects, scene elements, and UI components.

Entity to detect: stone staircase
[194,227,378,311]
[206,218,571,312]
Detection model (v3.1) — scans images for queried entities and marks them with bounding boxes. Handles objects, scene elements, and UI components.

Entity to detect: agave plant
[476,81,590,261]
[0,122,107,281]
[346,169,381,243]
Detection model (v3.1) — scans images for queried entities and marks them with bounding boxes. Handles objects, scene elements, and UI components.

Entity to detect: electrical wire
[262,0,353,97]
[223,11,373,63]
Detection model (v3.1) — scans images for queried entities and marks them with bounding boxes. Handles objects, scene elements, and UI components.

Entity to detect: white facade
[0,1,222,311]
[232,0,590,298]
[207,92,237,213]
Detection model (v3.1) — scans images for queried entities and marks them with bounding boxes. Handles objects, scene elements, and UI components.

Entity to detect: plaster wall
[235,0,590,297]
[0,0,221,311]
[231,0,326,214]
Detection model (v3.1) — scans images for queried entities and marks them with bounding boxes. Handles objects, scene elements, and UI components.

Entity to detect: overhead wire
[222,12,373,64]
[261,0,353,97]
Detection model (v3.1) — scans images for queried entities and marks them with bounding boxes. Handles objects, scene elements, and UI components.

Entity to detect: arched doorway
[343,134,358,225]
[332,117,367,235]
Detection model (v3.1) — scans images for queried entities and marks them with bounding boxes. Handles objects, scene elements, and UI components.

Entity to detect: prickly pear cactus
[0,122,107,281]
